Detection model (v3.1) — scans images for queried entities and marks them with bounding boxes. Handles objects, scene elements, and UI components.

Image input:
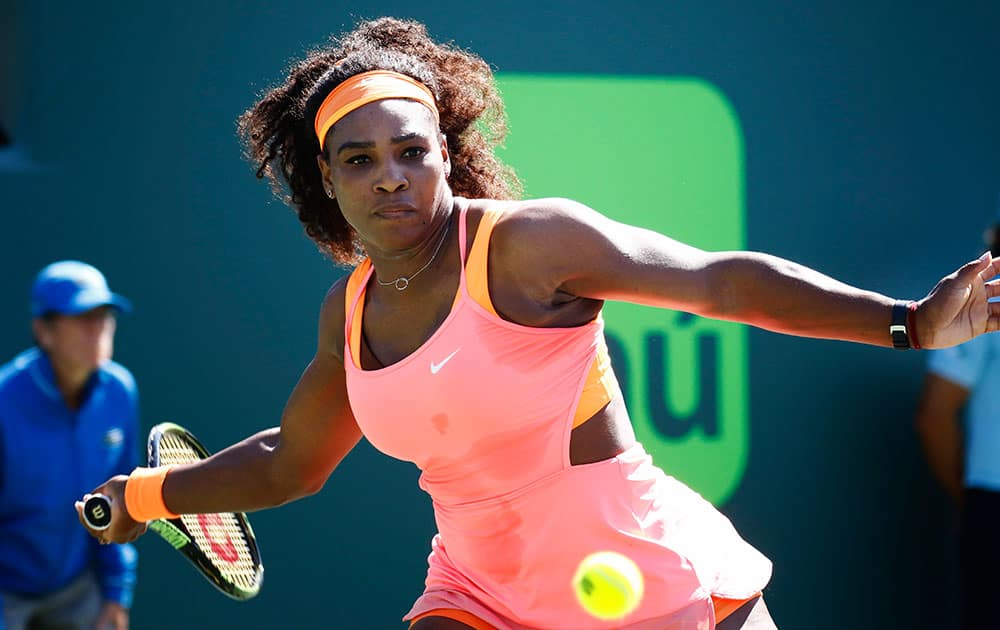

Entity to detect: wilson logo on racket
[197,513,240,563]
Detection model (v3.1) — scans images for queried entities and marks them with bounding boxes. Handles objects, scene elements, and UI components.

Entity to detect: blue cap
[30,261,132,317]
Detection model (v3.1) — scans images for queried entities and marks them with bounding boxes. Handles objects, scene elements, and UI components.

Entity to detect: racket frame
[146,422,264,601]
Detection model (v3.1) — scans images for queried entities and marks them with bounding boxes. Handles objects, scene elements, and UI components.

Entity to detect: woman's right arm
[79,279,362,542]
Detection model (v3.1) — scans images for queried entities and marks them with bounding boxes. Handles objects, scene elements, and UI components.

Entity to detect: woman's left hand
[916,252,1000,348]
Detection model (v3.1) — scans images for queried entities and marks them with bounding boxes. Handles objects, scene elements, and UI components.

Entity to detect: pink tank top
[344,205,599,503]
[344,206,771,629]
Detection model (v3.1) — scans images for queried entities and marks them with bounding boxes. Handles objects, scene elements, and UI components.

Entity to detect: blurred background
[2,1,998,628]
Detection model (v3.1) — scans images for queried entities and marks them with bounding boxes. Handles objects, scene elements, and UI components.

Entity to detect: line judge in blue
[0,261,139,630]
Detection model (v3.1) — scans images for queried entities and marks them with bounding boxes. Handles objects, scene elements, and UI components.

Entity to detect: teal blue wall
[2,2,998,628]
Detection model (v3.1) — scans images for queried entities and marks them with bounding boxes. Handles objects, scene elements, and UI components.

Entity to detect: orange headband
[314,70,439,150]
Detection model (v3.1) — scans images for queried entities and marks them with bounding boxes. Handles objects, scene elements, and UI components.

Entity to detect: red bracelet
[906,302,921,350]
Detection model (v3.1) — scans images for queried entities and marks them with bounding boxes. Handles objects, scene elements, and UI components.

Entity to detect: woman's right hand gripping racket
[82,422,264,600]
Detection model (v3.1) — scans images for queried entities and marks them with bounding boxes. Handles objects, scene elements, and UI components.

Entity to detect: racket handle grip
[83,494,113,531]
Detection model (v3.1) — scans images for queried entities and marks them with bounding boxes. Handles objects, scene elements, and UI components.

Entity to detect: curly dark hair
[238,17,522,265]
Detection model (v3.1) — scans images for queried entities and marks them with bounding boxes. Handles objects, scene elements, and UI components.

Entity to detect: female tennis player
[78,17,1000,629]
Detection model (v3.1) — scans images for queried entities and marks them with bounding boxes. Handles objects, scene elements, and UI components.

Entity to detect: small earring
[326,189,334,199]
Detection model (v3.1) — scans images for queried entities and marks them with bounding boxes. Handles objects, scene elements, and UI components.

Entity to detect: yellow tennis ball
[572,551,644,621]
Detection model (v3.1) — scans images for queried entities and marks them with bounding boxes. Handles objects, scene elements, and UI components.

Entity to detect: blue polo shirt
[928,333,1000,492]
[0,348,138,607]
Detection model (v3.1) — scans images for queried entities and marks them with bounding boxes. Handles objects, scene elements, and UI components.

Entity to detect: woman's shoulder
[467,198,604,291]
[468,196,587,216]
[481,198,602,252]
[317,272,356,363]
[468,197,592,236]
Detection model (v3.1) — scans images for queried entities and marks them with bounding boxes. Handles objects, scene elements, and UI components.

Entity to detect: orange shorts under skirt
[409,608,496,629]
[408,594,761,629]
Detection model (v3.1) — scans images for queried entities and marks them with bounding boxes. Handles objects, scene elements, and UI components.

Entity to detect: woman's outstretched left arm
[494,198,1000,348]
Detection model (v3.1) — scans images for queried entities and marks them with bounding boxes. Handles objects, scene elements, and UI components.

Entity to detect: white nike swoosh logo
[430,348,461,374]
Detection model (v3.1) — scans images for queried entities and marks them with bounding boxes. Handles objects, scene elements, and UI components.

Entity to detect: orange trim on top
[314,70,439,150]
[573,332,614,428]
[464,207,614,429]
[464,208,504,316]
[408,608,496,630]
[345,259,373,370]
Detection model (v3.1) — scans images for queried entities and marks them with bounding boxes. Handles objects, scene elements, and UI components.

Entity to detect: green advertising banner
[498,74,748,504]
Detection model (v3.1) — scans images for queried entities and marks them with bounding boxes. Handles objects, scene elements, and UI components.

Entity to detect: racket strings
[179,512,260,587]
[156,432,262,589]
[156,433,205,467]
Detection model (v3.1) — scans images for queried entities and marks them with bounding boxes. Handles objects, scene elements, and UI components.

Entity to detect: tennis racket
[82,422,264,600]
